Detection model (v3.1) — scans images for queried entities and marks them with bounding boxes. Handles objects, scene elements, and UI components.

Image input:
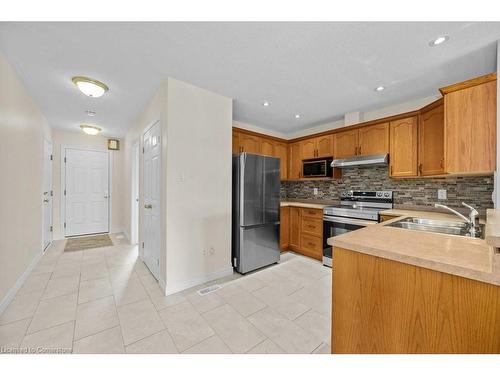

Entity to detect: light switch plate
[313,188,318,195]
[438,189,447,200]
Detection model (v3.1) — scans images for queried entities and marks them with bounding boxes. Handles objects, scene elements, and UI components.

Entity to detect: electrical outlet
[438,189,447,200]
[209,247,215,255]
[313,188,318,195]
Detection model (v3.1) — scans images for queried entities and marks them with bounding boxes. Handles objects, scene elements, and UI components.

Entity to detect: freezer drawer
[235,224,280,274]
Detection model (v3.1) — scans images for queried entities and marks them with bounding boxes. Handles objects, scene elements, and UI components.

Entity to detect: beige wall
[123,78,232,294]
[51,130,124,239]
[0,53,52,307]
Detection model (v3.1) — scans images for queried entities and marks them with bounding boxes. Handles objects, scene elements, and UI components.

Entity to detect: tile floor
[0,234,332,354]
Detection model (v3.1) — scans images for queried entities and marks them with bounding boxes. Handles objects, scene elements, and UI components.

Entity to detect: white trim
[130,139,140,245]
[60,145,112,237]
[164,265,234,296]
[42,137,53,252]
[0,250,43,315]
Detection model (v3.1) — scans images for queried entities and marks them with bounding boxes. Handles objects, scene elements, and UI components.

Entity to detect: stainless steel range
[322,190,393,267]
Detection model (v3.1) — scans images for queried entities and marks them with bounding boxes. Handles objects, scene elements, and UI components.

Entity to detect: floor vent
[197,284,222,296]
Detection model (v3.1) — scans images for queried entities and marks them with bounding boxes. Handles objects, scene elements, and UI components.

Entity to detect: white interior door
[142,122,161,279]
[42,139,53,250]
[131,141,140,244]
[65,148,109,236]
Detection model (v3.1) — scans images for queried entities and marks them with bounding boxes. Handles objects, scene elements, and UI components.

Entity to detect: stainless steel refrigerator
[232,153,281,274]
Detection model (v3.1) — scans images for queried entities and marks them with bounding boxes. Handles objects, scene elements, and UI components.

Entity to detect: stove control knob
[376,192,382,197]
[384,193,390,197]
[341,192,346,197]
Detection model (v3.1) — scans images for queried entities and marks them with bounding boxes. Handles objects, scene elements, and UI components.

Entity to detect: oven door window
[327,221,366,237]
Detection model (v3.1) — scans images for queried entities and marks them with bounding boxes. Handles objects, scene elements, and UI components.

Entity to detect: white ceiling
[0,22,499,138]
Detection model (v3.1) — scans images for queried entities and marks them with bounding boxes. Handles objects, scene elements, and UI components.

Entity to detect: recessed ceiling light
[80,124,102,135]
[85,110,96,116]
[375,86,385,92]
[295,114,301,119]
[263,101,270,107]
[72,76,109,98]
[429,35,449,47]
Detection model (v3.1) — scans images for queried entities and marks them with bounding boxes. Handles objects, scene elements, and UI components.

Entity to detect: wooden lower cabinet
[281,206,323,261]
[332,247,500,353]
[280,207,290,251]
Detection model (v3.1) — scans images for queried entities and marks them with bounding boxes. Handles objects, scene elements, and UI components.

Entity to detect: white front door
[65,148,109,236]
[42,139,53,250]
[142,122,161,279]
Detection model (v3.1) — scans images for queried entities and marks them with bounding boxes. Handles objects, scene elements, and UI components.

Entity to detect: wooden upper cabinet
[389,116,418,177]
[333,129,358,159]
[358,123,389,156]
[232,130,240,155]
[300,139,317,160]
[419,100,445,176]
[273,141,288,180]
[288,142,302,179]
[238,133,261,154]
[260,138,274,157]
[443,78,496,174]
[316,135,333,158]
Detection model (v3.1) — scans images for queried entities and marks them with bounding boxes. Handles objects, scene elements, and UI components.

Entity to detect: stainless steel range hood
[331,154,388,168]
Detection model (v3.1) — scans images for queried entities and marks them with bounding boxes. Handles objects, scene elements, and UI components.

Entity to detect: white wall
[164,78,233,294]
[51,130,124,239]
[122,78,232,294]
[0,52,52,308]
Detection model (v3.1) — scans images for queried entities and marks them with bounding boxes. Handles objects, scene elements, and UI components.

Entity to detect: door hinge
[50,190,53,197]
[50,226,53,232]
[64,157,66,163]
[142,147,145,154]
[64,189,66,196]
[64,222,66,228]
[50,154,53,161]
[142,242,144,249]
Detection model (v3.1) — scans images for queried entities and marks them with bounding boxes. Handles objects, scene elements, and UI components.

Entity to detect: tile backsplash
[282,166,494,213]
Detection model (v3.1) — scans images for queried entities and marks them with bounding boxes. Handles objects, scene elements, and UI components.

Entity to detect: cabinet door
[280,207,290,251]
[300,139,317,160]
[289,207,301,251]
[358,123,389,156]
[274,141,288,180]
[389,117,418,177]
[239,133,261,154]
[419,101,445,176]
[260,138,274,157]
[232,130,240,154]
[288,142,302,179]
[333,130,358,159]
[316,135,333,158]
[445,80,496,174]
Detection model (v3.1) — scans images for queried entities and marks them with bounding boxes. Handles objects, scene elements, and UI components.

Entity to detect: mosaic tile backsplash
[281,166,494,214]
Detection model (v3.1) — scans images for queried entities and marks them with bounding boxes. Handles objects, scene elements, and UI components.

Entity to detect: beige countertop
[280,200,333,210]
[328,211,500,286]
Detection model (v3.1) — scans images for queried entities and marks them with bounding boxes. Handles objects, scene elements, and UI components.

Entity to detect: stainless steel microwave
[302,158,333,178]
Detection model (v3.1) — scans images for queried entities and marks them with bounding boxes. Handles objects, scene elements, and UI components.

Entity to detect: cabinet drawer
[300,233,323,260]
[301,217,322,236]
[301,208,323,219]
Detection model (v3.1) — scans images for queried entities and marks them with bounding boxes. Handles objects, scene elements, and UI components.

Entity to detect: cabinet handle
[390,165,393,175]
[418,163,423,174]
[354,147,358,155]
[440,159,444,169]
[358,146,361,155]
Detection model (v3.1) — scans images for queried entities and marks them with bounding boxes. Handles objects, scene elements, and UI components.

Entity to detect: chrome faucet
[434,202,480,236]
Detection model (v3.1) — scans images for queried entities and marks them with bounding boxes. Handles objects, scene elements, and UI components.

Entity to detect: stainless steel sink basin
[385,217,484,239]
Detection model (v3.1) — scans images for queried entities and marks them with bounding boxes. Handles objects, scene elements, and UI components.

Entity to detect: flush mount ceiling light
[429,35,449,47]
[375,86,385,92]
[85,110,96,116]
[72,76,109,98]
[295,114,301,119]
[263,101,270,107]
[80,124,102,135]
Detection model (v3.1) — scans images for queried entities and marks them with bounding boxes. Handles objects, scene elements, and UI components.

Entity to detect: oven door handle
[323,216,377,226]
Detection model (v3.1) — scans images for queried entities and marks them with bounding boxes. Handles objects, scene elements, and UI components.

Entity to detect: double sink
[386,217,485,239]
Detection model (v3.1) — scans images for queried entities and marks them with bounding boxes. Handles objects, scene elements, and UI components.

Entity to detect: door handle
[104,195,109,199]
[144,204,153,209]
[43,191,49,195]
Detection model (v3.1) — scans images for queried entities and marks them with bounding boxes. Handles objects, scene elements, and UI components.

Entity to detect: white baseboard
[0,250,43,315]
[164,265,234,296]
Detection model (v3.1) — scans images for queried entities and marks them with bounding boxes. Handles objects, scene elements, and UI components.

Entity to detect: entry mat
[64,234,113,252]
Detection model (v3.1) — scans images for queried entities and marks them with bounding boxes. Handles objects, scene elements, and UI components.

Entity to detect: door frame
[140,120,162,280]
[130,139,140,245]
[60,145,113,238]
[42,138,53,251]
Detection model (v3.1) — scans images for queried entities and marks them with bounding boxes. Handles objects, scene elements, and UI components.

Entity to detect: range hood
[331,154,388,168]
